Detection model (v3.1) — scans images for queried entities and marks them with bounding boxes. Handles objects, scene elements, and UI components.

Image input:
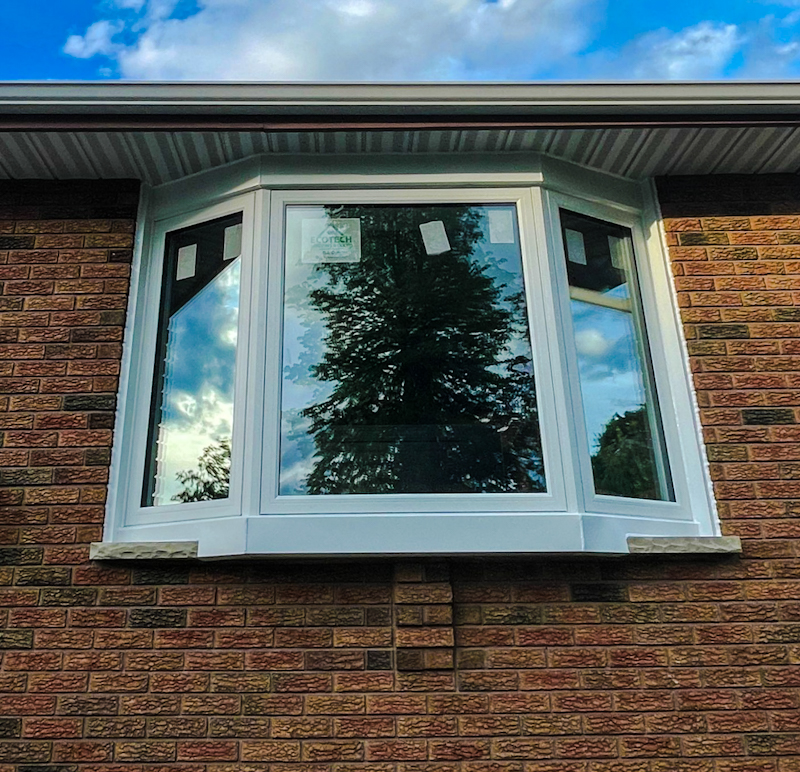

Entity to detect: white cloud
[582,13,800,81]
[636,22,742,79]
[64,0,600,80]
[113,0,146,10]
[575,328,611,358]
[733,15,800,78]
[63,20,123,59]
[585,21,743,80]
[65,0,800,81]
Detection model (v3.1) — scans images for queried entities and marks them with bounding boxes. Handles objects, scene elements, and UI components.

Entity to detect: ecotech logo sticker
[301,217,362,264]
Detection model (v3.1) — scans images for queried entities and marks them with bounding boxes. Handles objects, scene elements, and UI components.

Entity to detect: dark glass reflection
[143,213,242,506]
[280,204,545,495]
[560,210,672,501]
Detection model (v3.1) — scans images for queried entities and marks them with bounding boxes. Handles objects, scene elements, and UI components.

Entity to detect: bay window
[105,157,717,557]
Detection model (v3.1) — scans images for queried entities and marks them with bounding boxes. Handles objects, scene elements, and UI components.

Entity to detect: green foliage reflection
[591,406,657,499]
[301,205,545,495]
[172,437,231,503]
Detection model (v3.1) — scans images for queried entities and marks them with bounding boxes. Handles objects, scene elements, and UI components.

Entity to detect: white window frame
[105,155,718,557]
[543,190,702,520]
[111,192,259,527]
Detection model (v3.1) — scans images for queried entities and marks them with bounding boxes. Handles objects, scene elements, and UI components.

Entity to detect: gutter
[1,80,800,116]
[0,81,797,132]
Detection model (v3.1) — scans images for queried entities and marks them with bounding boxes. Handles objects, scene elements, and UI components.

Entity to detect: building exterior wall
[1,176,800,771]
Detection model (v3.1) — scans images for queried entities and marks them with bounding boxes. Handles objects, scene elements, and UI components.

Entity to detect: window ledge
[91,535,740,561]
[94,514,722,560]
[626,535,741,555]
[90,541,198,560]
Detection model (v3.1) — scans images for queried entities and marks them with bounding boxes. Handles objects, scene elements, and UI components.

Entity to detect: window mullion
[526,187,584,515]
[259,189,288,515]
[239,189,268,519]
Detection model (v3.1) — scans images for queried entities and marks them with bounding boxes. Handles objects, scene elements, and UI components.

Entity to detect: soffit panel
[0,127,799,184]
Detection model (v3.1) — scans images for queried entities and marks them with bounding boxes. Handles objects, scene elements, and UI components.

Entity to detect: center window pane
[279,203,545,495]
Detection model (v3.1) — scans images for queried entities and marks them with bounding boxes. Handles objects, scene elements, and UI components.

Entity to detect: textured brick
[129,608,187,628]
[5,170,800,772]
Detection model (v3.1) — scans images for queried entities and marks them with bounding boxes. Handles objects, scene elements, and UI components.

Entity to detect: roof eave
[1,81,800,119]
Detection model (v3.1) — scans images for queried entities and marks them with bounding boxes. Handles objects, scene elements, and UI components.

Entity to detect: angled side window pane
[560,209,673,502]
[143,212,243,507]
[280,203,545,495]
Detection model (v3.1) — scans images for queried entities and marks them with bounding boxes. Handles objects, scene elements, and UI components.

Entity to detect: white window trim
[105,154,718,557]
[260,188,566,518]
[542,190,706,522]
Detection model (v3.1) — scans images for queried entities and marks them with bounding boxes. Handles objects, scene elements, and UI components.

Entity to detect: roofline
[2,81,800,117]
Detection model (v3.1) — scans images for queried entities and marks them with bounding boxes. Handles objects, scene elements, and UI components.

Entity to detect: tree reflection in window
[172,438,232,503]
[280,204,545,495]
[591,406,657,500]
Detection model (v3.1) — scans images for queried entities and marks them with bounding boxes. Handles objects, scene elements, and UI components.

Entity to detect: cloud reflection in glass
[561,209,673,501]
[144,213,242,507]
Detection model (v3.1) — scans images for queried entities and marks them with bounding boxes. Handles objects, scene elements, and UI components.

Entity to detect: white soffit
[1,126,800,184]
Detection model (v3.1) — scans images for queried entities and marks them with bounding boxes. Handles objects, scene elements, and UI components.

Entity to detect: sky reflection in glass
[279,203,545,496]
[146,214,242,506]
[560,210,672,501]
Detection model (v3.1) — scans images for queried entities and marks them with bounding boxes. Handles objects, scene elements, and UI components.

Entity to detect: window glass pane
[280,203,545,495]
[143,213,242,507]
[560,210,673,501]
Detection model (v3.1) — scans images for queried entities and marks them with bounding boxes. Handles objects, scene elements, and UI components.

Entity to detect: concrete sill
[90,541,198,560]
[627,536,741,555]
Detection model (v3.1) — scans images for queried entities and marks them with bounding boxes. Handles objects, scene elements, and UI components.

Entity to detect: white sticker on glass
[565,229,587,265]
[301,218,362,263]
[223,223,242,261]
[419,221,451,255]
[488,209,515,244]
[608,235,630,270]
[176,244,197,280]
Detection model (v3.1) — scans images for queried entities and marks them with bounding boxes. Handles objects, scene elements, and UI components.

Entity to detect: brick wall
[2,176,800,771]
[659,175,800,549]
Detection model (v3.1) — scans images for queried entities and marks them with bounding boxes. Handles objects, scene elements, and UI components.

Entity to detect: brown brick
[241,694,303,715]
[53,742,113,763]
[22,718,82,739]
[0,742,52,763]
[366,739,427,761]
[7,171,800,772]
[114,742,176,763]
[395,627,454,647]
[241,741,300,762]
[177,741,238,761]
[335,716,395,738]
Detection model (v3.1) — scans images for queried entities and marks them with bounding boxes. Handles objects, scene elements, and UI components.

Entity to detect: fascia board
[2,81,800,117]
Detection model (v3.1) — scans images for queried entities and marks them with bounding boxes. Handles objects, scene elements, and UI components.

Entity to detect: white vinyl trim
[113,192,257,528]
[260,188,566,517]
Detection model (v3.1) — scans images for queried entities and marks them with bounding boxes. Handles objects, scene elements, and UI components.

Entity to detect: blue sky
[7,0,800,81]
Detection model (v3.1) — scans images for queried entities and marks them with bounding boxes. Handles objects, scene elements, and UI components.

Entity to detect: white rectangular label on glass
[223,223,242,261]
[488,209,515,244]
[176,244,197,280]
[301,218,361,263]
[419,221,451,255]
[608,235,630,270]
[565,229,587,265]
